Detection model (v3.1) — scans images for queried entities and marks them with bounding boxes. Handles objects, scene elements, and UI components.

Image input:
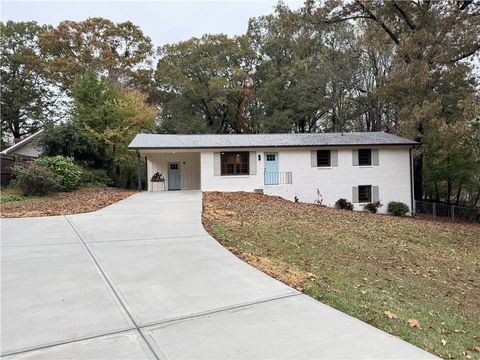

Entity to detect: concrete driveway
[1,191,436,359]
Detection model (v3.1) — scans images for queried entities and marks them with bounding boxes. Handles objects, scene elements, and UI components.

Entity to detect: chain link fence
[415,201,480,223]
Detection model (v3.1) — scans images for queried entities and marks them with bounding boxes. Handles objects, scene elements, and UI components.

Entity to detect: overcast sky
[1,0,303,47]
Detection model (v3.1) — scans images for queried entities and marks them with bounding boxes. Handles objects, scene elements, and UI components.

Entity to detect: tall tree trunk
[446,179,452,206]
[473,189,480,207]
[455,183,462,205]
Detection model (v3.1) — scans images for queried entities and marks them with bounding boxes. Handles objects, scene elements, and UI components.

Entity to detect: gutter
[128,142,419,151]
[409,144,422,216]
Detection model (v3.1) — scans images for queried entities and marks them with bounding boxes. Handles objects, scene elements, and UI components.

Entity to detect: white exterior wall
[200,151,263,192]
[142,146,413,214]
[7,143,43,157]
[145,152,200,191]
[200,146,412,214]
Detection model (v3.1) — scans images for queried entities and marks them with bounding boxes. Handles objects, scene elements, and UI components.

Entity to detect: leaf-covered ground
[203,192,480,359]
[0,187,136,217]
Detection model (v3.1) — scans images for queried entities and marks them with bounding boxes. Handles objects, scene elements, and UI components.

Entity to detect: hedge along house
[128,132,419,214]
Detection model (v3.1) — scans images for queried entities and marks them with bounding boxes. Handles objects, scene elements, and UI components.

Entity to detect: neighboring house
[1,129,44,158]
[0,130,44,187]
[128,132,418,214]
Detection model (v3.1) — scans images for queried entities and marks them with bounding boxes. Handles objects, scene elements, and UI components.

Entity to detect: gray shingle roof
[128,132,418,150]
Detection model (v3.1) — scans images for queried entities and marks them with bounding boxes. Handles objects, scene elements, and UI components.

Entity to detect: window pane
[358,149,372,166]
[317,150,331,167]
[358,185,372,202]
[221,152,249,175]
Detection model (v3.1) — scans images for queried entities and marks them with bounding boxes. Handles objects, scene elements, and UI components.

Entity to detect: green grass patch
[203,192,480,359]
[0,193,25,204]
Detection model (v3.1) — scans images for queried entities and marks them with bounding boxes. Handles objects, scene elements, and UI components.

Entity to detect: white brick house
[128,132,418,214]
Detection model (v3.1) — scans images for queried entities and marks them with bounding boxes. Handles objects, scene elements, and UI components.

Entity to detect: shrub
[335,198,354,211]
[0,193,25,203]
[80,168,112,186]
[363,201,382,213]
[13,162,63,196]
[37,156,82,191]
[388,201,410,216]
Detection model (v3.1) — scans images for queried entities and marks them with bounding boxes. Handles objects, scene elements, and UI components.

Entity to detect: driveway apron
[1,191,437,359]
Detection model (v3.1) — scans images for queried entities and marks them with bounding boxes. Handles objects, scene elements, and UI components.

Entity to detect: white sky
[1,0,303,47]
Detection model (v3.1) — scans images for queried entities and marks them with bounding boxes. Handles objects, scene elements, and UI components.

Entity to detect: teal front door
[168,162,181,190]
[264,152,279,185]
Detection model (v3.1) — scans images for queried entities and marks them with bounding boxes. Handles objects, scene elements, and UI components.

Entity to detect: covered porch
[141,151,201,191]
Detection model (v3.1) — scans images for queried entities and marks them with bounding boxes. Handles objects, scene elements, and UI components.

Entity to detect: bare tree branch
[458,0,473,10]
[393,1,416,30]
[324,15,372,24]
[448,45,480,63]
[354,0,401,46]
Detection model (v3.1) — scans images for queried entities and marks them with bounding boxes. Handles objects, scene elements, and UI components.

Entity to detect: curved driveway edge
[1,191,437,359]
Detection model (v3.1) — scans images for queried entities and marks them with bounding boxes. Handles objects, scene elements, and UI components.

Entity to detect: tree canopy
[0,21,65,143]
[1,2,479,201]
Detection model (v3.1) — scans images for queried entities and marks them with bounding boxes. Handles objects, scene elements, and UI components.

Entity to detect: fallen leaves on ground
[407,319,421,328]
[0,187,136,217]
[384,311,398,319]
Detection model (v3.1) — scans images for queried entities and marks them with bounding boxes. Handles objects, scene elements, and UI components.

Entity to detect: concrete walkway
[1,191,436,359]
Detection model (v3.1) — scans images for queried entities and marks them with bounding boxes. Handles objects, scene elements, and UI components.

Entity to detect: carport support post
[136,150,142,191]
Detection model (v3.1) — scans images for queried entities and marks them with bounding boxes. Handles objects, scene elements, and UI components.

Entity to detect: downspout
[136,150,142,191]
[144,156,148,191]
[409,146,415,216]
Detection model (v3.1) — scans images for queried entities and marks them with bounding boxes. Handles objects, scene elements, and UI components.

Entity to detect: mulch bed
[1,187,136,218]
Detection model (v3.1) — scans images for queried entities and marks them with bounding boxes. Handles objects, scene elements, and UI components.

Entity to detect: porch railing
[264,171,293,185]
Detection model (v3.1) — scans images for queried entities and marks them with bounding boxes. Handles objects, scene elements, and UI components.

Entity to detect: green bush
[80,168,112,186]
[363,201,383,213]
[0,193,25,203]
[335,198,354,211]
[37,156,82,191]
[388,201,410,216]
[13,162,63,196]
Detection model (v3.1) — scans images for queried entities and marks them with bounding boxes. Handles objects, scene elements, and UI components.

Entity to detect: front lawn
[203,192,480,359]
[0,187,136,217]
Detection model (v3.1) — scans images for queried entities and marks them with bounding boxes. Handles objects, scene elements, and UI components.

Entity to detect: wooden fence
[0,154,35,187]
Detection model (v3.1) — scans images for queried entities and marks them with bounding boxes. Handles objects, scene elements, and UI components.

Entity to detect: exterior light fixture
[258,154,261,161]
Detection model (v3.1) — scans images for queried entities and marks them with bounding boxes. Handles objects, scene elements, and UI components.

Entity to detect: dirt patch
[1,187,136,217]
[227,246,315,291]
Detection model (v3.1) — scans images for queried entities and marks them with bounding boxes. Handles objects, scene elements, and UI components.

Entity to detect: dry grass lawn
[1,187,136,217]
[203,192,480,359]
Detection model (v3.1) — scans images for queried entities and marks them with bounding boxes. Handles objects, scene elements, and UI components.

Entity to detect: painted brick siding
[200,146,412,214]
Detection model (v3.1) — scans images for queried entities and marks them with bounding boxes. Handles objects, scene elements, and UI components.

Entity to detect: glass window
[358,149,372,166]
[358,185,372,203]
[266,154,276,161]
[221,152,249,175]
[317,150,331,167]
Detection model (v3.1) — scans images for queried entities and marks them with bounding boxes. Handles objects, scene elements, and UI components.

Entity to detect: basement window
[358,185,372,203]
